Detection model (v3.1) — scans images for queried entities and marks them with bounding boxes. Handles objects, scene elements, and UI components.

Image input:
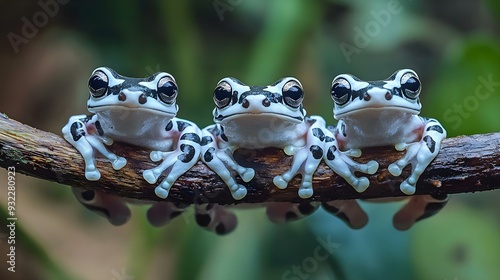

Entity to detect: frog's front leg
[143,120,202,199]
[388,118,447,195]
[266,202,320,223]
[393,194,449,230]
[72,188,131,226]
[322,128,379,193]
[62,115,126,180]
[194,203,237,235]
[200,125,253,200]
[273,116,327,198]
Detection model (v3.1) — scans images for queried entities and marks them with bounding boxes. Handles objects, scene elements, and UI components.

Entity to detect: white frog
[196,77,326,234]
[322,69,448,230]
[62,67,201,225]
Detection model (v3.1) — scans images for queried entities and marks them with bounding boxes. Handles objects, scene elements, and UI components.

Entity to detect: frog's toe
[400,180,416,195]
[241,169,255,182]
[150,151,163,162]
[231,186,247,200]
[155,185,170,199]
[143,170,158,184]
[388,163,403,176]
[112,157,127,170]
[353,177,369,192]
[273,176,288,189]
[85,170,101,181]
[298,187,313,199]
[366,160,379,174]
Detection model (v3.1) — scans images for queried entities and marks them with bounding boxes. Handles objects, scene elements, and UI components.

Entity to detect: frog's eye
[400,72,421,100]
[282,80,304,108]
[157,76,178,104]
[331,78,351,106]
[213,81,232,109]
[88,71,109,98]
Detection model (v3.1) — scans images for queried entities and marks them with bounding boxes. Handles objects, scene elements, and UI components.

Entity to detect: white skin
[62,67,201,226]
[197,77,325,234]
[323,69,448,230]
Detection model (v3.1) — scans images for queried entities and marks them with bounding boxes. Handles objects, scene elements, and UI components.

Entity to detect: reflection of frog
[323,69,448,230]
[197,77,325,234]
[62,67,201,225]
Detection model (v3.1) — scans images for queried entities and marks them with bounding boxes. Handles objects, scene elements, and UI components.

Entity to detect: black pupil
[159,81,177,97]
[404,77,420,92]
[89,75,107,92]
[332,83,349,99]
[214,86,232,101]
[285,86,303,100]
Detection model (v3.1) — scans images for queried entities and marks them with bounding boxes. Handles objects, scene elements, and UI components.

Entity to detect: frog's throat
[334,106,419,119]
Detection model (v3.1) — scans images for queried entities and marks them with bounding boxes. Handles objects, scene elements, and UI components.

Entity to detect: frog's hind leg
[322,200,368,229]
[194,204,237,235]
[71,188,131,226]
[393,194,449,230]
[146,202,189,227]
[266,202,320,223]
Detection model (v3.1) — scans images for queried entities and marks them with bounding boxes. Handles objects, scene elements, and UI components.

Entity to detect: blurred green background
[1,0,500,279]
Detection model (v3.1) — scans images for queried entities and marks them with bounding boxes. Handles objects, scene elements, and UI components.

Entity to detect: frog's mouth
[215,112,304,123]
[335,106,420,118]
[89,105,177,117]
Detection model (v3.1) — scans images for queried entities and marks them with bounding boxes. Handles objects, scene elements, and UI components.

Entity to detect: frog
[322,69,448,230]
[62,67,201,225]
[195,77,325,234]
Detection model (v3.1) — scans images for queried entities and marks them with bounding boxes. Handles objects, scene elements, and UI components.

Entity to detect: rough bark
[0,114,499,205]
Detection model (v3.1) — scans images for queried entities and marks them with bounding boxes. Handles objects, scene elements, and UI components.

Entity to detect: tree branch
[0,113,499,205]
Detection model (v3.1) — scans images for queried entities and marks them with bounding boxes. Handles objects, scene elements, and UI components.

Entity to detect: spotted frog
[62,67,201,225]
[323,69,448,230]
[196,77,325,234]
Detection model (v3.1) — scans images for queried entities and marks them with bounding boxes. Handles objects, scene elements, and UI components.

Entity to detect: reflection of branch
[1,114,499,204]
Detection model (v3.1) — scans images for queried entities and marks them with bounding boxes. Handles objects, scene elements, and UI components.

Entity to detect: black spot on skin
[201,136,213,146]
[312,128,325,141]
[416,199,449,222]
[423,135,436,153]
[325,136,334,143]
[426,125,444,134]
[177,121,190,132]
[431,193,449,201]
[70,122,85,141]
[322,202,350,225]
[285,211,298,221]
[170,211,183,219]
[165,121,173,131]
[180,133,201,143]
[83,205,111,219]
[215,223,228,235]
[177,144,196,163]
[81,190,95,201]
[195,213,211,227]
[204,147,215,162]
[341,123,347,137]
[326,145,337,161]
[305,116,317,124]
[298,203,318,215]
[310,145,323,160]
[221,132,228,142]
[95,121,104,136]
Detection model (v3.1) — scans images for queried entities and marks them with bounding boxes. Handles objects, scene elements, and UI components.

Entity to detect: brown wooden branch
[0,113,499,205]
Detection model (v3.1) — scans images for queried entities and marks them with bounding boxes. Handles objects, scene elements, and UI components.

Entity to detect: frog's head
[86,67,179,117]
[212,77,306,124]
[330,69,422,120]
